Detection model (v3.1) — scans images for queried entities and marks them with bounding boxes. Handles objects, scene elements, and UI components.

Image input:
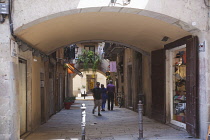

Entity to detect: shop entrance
[152,36,198,137]
[164,36,199,137]
[168,45,186,128]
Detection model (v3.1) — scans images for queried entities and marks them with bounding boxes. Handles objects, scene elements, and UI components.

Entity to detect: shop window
[172,48,186,124]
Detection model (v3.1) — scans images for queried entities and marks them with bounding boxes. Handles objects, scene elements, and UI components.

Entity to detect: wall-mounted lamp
[161,36,169,42]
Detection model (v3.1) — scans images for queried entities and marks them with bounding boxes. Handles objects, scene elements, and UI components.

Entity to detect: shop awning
[66,63,83,77]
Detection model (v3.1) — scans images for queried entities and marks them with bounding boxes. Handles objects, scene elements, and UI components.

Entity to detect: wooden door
[40,73,45,124]
[19,59,27,135]
[186,36,199,137]
[49,71,54,116]
[151,49,166,123]
[127,65,133,109]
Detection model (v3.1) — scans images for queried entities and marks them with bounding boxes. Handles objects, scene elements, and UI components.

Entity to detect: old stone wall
[195,30,210,139]
[0,21,19,139]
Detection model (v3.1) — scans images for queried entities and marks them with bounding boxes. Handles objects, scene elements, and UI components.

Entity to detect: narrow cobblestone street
[25,100,200,140]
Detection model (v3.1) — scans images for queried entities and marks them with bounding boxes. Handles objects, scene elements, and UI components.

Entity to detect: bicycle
[117,93,124,108]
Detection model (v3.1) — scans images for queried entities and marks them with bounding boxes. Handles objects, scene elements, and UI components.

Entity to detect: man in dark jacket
[107,80,115,110]
[92,82,102,116]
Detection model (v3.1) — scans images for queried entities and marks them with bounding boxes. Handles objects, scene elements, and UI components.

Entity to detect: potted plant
[71,96,76,103]
[64,97,74,109]
[76,50,101,71]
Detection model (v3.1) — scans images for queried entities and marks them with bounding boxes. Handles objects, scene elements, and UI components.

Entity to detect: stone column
[0,20,19,139]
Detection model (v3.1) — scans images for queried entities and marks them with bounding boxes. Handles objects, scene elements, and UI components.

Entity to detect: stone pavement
[25,100,201,140]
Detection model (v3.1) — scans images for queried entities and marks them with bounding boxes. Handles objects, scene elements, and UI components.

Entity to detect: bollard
[81,103,86,140]
[138,100,143,140]
[84,91,85,99]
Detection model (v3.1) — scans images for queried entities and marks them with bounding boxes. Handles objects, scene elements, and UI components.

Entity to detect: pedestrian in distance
[92,82,102,116]
[107,80,115,111]
[101,84,107,111]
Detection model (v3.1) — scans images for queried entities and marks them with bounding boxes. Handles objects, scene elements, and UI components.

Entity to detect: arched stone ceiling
[15,11,191,54]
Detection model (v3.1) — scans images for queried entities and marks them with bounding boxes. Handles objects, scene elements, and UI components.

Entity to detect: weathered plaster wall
[13,0,207,31]
[0,20,19,139]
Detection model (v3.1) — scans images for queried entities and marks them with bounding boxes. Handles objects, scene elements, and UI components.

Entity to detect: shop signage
[0,3,9,14]
[110,61,117,72]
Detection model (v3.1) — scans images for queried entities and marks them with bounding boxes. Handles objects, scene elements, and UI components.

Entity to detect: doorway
[19,58,27,136]
[168,45,187,129]
[165,36,199,137]
[86,75,96,91]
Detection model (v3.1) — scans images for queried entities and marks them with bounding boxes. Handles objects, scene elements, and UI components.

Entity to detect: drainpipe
[0,14,6,23]
[8,0,16,39]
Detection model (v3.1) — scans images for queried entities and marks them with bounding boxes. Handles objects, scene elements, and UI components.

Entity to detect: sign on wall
[110,61,117,72]
[10,40,18,57]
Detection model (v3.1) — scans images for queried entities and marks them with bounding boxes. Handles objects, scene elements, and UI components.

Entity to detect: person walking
[101,84,107,111]
[107,80,115,111]
[92,82,102,116]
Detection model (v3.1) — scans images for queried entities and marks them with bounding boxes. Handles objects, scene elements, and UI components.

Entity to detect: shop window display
[173,49,186,124]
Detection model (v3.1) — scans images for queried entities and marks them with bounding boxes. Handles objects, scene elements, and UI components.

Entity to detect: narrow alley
[24,99,200,140]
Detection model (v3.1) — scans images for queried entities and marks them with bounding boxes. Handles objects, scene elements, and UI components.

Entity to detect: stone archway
[72,69,107,97]
[14,7,198,55]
